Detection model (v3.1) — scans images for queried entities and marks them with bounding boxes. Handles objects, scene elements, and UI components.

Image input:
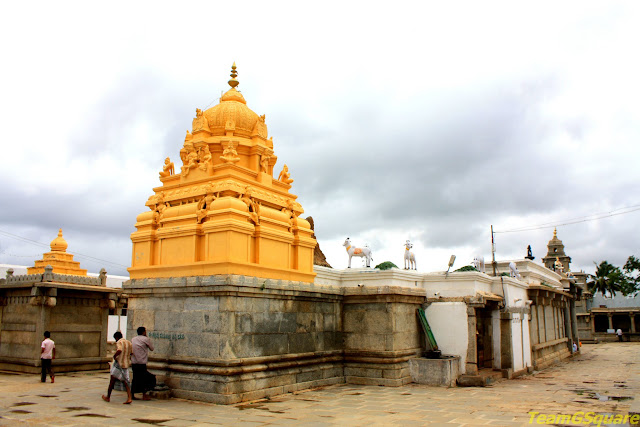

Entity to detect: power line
[495,205,640,234]
[0,229,129,270]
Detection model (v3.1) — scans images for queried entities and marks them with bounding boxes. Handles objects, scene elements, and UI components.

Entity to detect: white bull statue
[471,256,485,273]
[404,240,417,270]
[509,261,522,280]
[343,238,373,268]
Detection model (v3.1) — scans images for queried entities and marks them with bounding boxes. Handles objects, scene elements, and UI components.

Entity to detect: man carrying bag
[102,331,133,404]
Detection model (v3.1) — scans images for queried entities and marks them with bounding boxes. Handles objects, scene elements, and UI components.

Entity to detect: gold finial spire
[553,228,557,238]
[228,62,239,89]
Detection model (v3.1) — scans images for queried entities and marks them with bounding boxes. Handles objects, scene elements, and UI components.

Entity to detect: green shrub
[375,261,398,270]
[454,265,479,272]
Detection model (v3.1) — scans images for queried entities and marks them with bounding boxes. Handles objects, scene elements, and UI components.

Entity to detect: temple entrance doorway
[476,307,494,369]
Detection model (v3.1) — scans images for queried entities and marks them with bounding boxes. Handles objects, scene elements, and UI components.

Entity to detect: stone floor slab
[0,343,638,426]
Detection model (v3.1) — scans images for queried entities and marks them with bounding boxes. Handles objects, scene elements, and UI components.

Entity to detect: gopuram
[124,65,426,404]
[0,230,120,373]
[128,63,316,281]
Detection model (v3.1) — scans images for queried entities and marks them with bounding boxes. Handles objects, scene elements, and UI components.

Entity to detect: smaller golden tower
[27,229,88,276]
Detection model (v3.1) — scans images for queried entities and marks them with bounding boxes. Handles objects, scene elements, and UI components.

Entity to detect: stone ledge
[125,274,344,299]
[345,375,411,387]
[164,370,344,404]
[149,350,343,368]
[149,352,343,376]
[532,337,569,351]
[409,356,460,387]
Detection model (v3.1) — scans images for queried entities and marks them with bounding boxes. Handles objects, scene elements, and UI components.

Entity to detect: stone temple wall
[0,286,112,373]
[124,276,425,404]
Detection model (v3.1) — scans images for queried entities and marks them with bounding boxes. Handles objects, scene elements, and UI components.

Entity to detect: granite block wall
[124,276,427,403]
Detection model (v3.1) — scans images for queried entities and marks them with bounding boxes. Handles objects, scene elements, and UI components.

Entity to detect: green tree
[622,255,640,296]
[587,261,627,297]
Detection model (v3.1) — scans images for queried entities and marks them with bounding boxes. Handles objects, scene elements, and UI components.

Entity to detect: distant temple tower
[27,229,88,276]
[128,63,317,282]
[542,228,571,272]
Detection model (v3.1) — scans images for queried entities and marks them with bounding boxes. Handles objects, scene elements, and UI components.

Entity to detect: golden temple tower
[128,64,317,282]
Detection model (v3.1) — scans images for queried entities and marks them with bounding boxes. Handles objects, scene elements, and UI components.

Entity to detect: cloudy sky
[1,1,639,277]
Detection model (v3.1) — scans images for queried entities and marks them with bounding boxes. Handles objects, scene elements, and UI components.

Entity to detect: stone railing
[2,266,106,287]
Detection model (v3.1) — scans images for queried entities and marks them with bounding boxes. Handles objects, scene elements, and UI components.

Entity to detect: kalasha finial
[553,227,557,238]
[228,62,239,89]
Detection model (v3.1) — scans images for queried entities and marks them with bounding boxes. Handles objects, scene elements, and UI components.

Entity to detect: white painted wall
[107,316,128,340]
[522,312,532,368]
[511,313,524,372]
[425,302,469,374]
[315,265,537,375]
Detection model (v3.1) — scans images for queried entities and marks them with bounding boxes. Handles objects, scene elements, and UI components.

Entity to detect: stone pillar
[569,284,579,347]
[500,311,513,371]
[564,305,573,350]
[608,313,614,330]
[590,313,596,334]
[630,314,636,333]
[466,306,478,375]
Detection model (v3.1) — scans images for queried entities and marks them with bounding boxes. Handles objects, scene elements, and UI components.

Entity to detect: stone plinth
[342,286,425,387]
[124,275,344,404]
[409,356,460,387]
[124,276,427,403]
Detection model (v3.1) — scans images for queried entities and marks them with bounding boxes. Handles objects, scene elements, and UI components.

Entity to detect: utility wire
[501,204,640,231]
[0,229,129,269]
[495,205,640,234]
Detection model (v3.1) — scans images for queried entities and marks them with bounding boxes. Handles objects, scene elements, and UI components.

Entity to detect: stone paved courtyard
[0,342,637,426]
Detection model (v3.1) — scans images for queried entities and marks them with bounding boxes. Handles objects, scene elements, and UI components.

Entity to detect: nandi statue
[509,261,522,280]
[343,238,373,268]
[471,256,485,273]
[404,240,417,270]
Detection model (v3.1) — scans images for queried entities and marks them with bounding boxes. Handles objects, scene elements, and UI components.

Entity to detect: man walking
[131,326,155,400]
[616,328,623,342]
[102,331,133,404]
[40,331,55,383]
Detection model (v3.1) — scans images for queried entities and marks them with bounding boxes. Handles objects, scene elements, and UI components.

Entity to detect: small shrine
[128,63,316,282]
[0,230,121,373]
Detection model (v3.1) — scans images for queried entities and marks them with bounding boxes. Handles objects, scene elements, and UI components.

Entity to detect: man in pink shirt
[131,326,155,400]
[40,331,55,383]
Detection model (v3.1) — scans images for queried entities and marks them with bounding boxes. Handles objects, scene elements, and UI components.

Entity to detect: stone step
[457,370,503,387]
[148,389,171,400]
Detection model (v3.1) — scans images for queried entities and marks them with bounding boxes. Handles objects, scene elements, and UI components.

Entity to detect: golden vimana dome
[200,63,267,140]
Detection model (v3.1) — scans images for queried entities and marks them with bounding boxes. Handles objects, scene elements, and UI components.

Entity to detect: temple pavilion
[0,229,120,373]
